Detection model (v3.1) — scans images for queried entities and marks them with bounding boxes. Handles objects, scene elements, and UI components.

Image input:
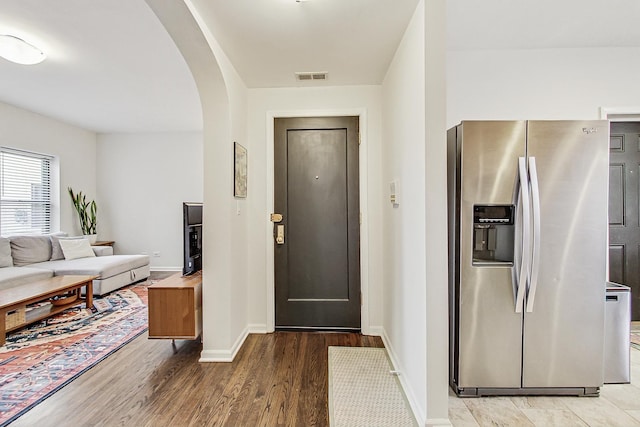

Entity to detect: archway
[144,0,238,360]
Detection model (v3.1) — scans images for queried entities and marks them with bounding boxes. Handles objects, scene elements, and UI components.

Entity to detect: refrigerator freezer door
[456,121,526,388]
[522,120,608,388]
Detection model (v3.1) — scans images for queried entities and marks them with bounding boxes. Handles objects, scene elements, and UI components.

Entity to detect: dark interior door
[274,116,360,329]
[609,122,640,320]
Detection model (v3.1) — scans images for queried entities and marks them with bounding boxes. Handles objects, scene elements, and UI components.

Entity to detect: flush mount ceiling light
[0,34,46,65]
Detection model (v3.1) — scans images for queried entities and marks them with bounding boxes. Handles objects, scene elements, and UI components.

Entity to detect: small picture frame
[234,142,247,198]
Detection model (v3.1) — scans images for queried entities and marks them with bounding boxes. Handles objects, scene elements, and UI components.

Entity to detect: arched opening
[144,0,238,360]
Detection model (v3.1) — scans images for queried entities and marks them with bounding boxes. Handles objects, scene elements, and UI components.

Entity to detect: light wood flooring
[10,332,383,427]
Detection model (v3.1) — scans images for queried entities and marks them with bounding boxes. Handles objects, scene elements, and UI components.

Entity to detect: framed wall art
[234,142,247,198]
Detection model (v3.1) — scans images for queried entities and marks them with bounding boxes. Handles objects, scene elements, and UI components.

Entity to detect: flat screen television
[183,202,203,275]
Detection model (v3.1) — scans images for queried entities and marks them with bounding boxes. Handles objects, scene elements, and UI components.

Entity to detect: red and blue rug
[0,282,149,426]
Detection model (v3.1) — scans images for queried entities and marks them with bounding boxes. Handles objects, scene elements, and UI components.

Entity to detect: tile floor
[449,324,640,427]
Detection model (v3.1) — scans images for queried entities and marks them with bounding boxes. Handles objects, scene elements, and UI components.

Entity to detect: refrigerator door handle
[526,157,541,312]
[514,157,531,313]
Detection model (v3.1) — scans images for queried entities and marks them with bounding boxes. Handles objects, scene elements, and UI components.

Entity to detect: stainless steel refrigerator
[447,120,609,397]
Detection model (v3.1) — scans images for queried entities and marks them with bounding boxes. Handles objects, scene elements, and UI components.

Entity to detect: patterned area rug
[328,346,417,427]
[0,282,149,426]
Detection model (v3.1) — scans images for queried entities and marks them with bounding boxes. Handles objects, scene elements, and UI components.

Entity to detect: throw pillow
[10,235,53,266]
[50,235,85,261]
[59,238,96,261]
[0,237,13,267]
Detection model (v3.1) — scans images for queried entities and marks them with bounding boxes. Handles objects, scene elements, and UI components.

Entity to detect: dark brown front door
[609,122,640,320]
[274,116,360,329]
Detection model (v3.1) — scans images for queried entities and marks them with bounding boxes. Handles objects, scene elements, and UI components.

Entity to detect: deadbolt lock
[276,224,285,244]
[270,213,283,223]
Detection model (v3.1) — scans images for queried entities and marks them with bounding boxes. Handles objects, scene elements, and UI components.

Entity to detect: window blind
[0,147,52,236]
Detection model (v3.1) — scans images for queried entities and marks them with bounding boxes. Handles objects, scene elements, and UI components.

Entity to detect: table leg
[0,309,6,347]
[85,280,94,310]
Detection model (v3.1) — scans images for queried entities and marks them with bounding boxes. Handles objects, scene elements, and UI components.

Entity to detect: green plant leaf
[68,187,97,235]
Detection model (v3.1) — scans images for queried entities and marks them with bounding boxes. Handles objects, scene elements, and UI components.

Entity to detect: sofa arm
[92,246,113,256]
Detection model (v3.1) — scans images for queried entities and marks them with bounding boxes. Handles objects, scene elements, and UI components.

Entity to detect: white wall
[447,47,640,126]
[424,0,449,423]
[96,132,202,268]
[0,101,97,235]
[381,1,428,423]
[212,30,250,360]
[246,85,384,333]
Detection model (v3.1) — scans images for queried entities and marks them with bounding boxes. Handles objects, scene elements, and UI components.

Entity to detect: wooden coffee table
[0,275,97,346]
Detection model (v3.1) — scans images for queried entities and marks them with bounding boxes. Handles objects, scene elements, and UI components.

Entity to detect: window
[0,147,52,236]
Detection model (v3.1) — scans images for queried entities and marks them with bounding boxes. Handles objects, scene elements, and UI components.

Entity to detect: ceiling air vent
[295,71,328,81]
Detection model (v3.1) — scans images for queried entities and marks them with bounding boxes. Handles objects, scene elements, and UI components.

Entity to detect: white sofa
[0,234,150,295]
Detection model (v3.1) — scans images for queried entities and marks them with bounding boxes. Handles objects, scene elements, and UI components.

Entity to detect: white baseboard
[199,349,234,363]
[381,329,427,427]
[365,325,384,337]
[248,324,268,334]
[199,327,250,362]
[426,418,453,426]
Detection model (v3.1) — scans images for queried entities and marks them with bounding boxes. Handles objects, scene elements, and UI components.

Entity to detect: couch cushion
[59,238,95,260]
[9,235,52,266]
[0,266,54,291]
[30,254,150,280]
[92,246,113,257]
[50,234,80,261]
[0,237,13,267]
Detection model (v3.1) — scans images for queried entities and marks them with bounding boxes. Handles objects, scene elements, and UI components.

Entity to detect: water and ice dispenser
[472,205,515,265]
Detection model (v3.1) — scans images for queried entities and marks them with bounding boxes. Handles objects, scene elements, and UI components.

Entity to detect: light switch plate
[390,180,400,206]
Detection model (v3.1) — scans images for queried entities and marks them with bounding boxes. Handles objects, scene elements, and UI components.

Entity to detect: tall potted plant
[68,187,97,243]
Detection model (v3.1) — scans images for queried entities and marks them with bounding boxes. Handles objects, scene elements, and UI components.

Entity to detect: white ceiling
[191,0,420,88]
[447,0,640,50]
[0,0,201,133]
[0,0,639,134]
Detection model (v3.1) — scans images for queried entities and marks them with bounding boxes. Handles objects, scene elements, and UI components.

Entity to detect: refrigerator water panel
[473,205,515,265]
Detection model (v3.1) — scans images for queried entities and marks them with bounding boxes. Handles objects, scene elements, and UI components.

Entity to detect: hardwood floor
[11,332,383,427]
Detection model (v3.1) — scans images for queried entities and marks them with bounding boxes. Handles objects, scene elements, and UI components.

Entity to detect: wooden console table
[93,240,115,247]
[0,275,97,346]
[147,271,202,340]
